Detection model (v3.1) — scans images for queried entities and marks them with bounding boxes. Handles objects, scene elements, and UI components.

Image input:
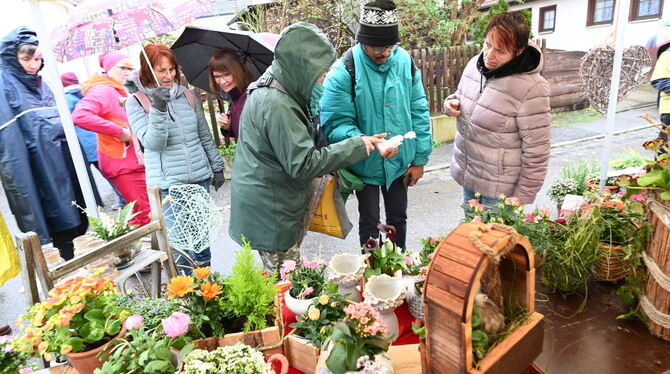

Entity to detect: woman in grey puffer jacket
[125,43,225,267]
[444,11,550,207]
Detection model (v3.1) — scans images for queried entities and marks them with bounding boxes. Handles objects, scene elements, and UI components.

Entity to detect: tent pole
[599,0,630,192]
[27,0,99,219]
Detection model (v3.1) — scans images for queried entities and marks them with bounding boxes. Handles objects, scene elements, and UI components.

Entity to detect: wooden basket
[642,198,670,341]
[421,222,544,374]
[283,329,321,374]
[593,243,631,282]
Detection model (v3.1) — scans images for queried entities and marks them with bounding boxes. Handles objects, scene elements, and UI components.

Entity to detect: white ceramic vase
[327,253,369,302]
[284,287,316,318]
[363,274,406,343]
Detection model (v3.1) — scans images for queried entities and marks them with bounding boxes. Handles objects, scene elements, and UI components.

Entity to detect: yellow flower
[331,302,337,308]
[308,308,320,321]
[200,282,223,301]
[193,267,211,281]
[319,295,330,305]
[60,344,73,355]
[44,352,52,361]
[166,276,196,298]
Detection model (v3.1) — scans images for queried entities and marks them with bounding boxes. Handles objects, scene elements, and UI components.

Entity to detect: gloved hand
[212,171,225,191]
[151,86,171,112]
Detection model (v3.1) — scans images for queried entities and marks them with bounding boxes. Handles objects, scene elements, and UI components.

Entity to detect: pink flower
[472,216,482,223]
[428,237,438,243]
[467,199,478,208]
[427,253,434,260]
[404,256,413,266]
[19,369,34,374]
[555,218,566,224]
[301,287,314,298]
[124,314,143,330]
[302,257,318,269]
[539,209,550,219]
[524,212,536,223]
[505,197,521,206]
[162,312,190,338]
[280,260,297,281]
[630,193,646,202]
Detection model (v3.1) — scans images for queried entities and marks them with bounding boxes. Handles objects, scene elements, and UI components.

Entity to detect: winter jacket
[221,87,247,139]
[651,51,670,114]
[72,74,143,178]
[125,72,224,189]
[320,44,432,189]
[65,86,98,163]
[0,26,84,243]
[450,42,551,204]
[228,22,369,252]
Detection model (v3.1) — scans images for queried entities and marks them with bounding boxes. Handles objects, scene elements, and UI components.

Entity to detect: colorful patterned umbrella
[53,0,213,62]
[645,21,670,59]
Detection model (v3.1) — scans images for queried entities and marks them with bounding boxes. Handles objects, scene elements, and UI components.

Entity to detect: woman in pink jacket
[72,51,151,227]
[444,11,551,208]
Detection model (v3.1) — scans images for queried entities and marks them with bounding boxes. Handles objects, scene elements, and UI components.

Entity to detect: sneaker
[112,202,125,210]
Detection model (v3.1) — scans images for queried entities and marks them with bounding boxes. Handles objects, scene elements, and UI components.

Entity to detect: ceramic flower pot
[363,274,406,342]
[403,275,424,320]
[65,326,127,374]
[113,239,141,269]
[327,253,369,302]
[284,287,317,318]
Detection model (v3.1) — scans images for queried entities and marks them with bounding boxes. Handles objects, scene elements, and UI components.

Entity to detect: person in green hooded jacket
[228,22,386,272]
[320,0,432,251]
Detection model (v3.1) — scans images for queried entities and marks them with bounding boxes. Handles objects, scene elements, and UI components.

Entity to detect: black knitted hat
[356,0,400,47]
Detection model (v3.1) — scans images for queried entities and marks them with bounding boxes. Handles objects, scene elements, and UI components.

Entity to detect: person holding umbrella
[0,26,87,260]
[71,51,151,227]
[208,49,252,139]
[228,22,386,272]
[125,43,225,268]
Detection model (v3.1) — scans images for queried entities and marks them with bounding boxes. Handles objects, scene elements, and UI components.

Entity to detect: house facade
[483,0,669,51]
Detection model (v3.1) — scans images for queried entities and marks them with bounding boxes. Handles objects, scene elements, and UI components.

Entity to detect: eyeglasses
[371,43,400,54]
[213,74,228,81]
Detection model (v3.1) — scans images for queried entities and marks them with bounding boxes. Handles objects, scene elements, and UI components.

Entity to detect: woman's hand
[443,98,461,116]
[217,112,231,130]
[118,128,132,142]
[360,133,387,155]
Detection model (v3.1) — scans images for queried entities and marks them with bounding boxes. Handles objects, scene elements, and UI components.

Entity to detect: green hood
[269,22,336,109]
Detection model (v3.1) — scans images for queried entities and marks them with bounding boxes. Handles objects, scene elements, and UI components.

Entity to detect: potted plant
[285,285,347,373]
[323,303,393,374]
[280,257,328,317]
[362,226,410,281]
[1,335,37,373]
[94,312,194,374]
[14,271,130,374]
[119,295,183,331]
[547,158,600,208]
[74,201,140,268]
[218,140,237,180]
[182,342,288,374]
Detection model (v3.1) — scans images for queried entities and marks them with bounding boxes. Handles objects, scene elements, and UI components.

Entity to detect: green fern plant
[226,238,278,332]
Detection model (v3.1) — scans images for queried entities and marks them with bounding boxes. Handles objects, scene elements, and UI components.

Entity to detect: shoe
[112,202,125,210]
[0,324,11,336]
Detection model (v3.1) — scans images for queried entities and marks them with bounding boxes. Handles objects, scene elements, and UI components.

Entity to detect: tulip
[124,315,143,330]
[162,312,190,338]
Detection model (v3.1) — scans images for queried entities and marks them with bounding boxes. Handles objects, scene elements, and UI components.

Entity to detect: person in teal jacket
[320,0,432,250]
[229,22,385,272]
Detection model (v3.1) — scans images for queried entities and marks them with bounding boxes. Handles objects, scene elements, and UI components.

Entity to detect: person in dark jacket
[228,22,386,272]
[208,49,251,139]
[0,26,87,260]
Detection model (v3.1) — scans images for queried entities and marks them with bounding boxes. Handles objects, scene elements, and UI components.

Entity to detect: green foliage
[431,139,442,148]
[76,201,139,241]
[471,308,489,362]
[281,258,328,299]
[551,108,602,128]
[119,297,183,331]
[469,0,532,46]
[547,158,600,205]
[95,320,193,374]
[609,149,649,170]
[1,335,37,374]
[226,238,278,332]
[411,321,425,339]
[289,284,347,347]
[218,140,237,162]
[363,238,410,280]
[396,0,467,49]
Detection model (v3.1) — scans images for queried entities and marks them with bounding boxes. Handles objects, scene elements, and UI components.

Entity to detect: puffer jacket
[321,44,432,189]
[229,22,369,252]
[125,73,224,189]
[450,42,551,204]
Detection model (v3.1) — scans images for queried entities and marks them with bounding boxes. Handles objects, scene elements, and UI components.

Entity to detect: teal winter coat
[320,44,432,189]
[229,23,369,252]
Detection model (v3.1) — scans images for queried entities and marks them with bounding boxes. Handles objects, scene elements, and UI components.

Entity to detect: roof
[480,0,540,10]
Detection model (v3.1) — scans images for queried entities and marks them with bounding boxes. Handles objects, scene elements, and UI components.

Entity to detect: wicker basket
[593,243,631,282]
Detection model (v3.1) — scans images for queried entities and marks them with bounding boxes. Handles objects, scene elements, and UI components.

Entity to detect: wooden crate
[422,222,544,374]
[643,198,670,341]
[283,330,321,373]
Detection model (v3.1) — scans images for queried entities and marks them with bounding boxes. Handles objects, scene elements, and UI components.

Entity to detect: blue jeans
[162,180,212,267]
[461,187,500,214]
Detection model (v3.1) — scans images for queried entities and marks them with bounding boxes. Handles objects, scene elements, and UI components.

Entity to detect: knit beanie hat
[356,0,400,47]
[99,50,129,73]
[60,72,79,87]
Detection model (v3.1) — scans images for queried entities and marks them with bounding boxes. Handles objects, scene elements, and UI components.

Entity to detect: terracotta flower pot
[65,326,127,374]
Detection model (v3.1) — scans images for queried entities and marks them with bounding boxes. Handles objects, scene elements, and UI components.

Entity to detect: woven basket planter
[642,197,670,341]
[593,243,631,282]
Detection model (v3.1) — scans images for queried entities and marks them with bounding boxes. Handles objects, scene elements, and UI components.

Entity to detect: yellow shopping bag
[0,213,20,286]
[308,174,353,239]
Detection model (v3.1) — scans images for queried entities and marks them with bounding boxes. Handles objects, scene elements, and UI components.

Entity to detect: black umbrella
[171,26,278,94]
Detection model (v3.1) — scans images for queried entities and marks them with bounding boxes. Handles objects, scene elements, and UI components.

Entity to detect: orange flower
[193,267,211,281]
[167,276,196,298]
[603,200,624,212]
[200,282,223,300]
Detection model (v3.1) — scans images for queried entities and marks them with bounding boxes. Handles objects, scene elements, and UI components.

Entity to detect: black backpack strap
[343,48,356,98]
[248,75,290,96]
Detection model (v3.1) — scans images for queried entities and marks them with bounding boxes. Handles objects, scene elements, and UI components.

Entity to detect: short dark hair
[485,11,529,53]
[139,43,181,88]
[17,43,37,57]
[207,49,251,95]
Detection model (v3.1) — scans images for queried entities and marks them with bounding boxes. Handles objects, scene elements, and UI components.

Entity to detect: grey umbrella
[171,26,278,93]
